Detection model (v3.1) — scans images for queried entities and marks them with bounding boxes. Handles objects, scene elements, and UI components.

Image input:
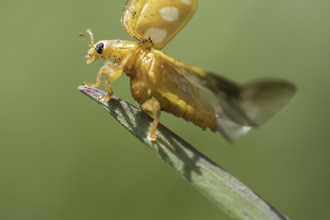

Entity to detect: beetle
[79,0,295,142]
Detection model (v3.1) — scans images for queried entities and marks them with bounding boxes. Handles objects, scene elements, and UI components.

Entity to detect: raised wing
[204,73,296,126]
[122,0,198,50]
[160,57,296,142]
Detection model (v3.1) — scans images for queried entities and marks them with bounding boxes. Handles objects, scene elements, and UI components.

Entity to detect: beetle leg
[141,99,161,141]
[84,51,134,101]
[101,51,136,101]
[83,61,112,88]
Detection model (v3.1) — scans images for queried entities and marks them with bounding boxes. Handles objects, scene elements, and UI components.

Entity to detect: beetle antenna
[86,29,94,45]
[78,29,95,48]
[79,33,92,47]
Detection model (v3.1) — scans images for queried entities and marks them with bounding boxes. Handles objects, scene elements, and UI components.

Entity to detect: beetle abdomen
[153,87,217,131]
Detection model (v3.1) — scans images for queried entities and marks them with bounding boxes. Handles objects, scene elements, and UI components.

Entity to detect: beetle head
[79,29,105,64]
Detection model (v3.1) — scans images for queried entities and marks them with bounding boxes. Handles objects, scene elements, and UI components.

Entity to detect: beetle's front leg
[83,61,113,88]
[101,51,134,101]
[84,51,134,101]
[83,61,122,101]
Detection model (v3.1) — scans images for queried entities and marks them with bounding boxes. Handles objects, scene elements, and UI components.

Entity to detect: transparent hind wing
[238,79,296,126]
[161,59,220,115]
[216,118,252,143]
[161,61,254,142]
[204,73,296,127]
[160,55,296,142]
[122,0,198,49]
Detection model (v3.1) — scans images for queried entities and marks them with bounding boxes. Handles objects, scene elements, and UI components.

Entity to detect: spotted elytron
[79,0,296,142]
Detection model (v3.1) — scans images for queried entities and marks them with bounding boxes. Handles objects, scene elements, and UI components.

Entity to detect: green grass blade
[78,85,290,220]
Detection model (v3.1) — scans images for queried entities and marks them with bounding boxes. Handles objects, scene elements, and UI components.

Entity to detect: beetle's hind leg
[141,99,161,141]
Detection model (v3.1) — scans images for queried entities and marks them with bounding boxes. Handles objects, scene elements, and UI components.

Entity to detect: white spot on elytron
[181,0,191,5]
[141,4,148,14]
[160,7,179,22]
[144,28,167,44]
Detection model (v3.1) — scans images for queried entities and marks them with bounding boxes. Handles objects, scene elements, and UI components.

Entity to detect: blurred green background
[1,0,329,219]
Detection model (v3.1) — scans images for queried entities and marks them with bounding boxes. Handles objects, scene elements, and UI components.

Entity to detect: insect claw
[99,95,111,102]
[148,134,157,141]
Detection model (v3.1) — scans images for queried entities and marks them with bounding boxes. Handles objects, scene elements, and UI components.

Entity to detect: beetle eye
[95,43,104,54]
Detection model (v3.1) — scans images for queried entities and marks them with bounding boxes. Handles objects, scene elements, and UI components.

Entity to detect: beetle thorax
[103,40,140,64]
